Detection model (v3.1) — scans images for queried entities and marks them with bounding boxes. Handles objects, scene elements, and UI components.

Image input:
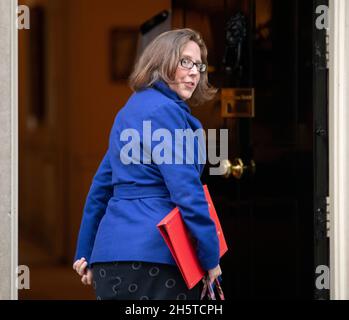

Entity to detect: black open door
[173,0,329,299]
[312,0,330,300]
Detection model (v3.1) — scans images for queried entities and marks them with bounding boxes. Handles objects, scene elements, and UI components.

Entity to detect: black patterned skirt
[91,261,202,300]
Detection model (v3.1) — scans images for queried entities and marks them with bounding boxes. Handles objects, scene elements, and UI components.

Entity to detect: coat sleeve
[149,103,220,271]
[73,150,113,265]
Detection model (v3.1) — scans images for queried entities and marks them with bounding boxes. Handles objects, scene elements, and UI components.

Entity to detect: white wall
[0,0,18,300]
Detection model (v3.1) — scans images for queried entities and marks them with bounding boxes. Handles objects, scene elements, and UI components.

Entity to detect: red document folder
[157,185,228,289]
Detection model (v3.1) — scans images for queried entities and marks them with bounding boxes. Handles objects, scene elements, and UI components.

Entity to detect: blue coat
[74,80,220,271]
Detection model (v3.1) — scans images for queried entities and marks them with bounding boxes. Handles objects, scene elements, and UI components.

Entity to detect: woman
[73,28,222,300]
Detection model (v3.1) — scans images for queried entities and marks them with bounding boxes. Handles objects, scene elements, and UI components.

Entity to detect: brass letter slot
[221,88,255,118]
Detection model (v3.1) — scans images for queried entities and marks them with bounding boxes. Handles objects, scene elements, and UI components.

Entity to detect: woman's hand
[207,264,222,284]
[73,257,93,285]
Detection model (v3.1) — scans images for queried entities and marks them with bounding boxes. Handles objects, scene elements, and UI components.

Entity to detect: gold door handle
[231,158,244,179]
[220,158,256,179]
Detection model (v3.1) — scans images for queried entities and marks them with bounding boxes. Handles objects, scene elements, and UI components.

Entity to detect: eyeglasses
[179,58,207,73]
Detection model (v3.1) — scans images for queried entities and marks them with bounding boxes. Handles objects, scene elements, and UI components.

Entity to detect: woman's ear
[150,70,160,82]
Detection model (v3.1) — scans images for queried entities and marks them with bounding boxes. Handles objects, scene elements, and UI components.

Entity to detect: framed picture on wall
[110,28,139,81]
[28,6,46,127]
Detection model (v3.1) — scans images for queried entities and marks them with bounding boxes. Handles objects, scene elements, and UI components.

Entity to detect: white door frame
[0,0,18,300]
[11,0,19,300]
[329,0,349,300]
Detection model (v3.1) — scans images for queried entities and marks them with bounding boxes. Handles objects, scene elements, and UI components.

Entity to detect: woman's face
[168,40,202,101]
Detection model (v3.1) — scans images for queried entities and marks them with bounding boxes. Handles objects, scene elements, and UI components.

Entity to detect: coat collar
[152,80,191,114]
